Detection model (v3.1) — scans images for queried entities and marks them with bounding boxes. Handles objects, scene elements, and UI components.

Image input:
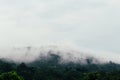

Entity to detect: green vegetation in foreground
[0,54,120,80]
[0,71,24,80]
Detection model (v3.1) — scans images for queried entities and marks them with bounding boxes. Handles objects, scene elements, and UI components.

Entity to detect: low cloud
[0,45,120,64]
[0,0,120,61]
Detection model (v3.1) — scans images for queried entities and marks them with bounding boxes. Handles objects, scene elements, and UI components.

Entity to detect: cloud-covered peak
[0,45,119,64]
[0,0,120,62]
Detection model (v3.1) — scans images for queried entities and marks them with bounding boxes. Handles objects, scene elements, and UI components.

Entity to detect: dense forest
[0,53,120,80]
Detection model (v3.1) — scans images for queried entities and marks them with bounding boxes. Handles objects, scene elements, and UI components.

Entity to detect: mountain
[0,46,105,64]
[0,46,120,80]
[0,52,120,80]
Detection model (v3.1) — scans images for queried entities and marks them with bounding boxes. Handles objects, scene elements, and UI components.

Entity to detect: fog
[0,45,119,64]
[0,0,120,64]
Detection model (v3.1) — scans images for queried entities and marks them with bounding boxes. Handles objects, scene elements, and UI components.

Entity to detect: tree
[0,71,24,80]
[82,72,101,80]
[17,63,35,80]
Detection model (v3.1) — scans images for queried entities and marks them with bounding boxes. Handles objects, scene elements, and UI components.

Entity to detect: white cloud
[0,0,120,55]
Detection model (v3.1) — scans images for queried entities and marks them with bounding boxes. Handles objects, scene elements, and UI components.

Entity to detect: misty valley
[0,0,120,79]
[0,52,120,80]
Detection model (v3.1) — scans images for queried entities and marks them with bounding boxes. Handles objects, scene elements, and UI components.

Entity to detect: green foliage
[17,63,35,80]
[0,55,120,80]
[0,60,15,73]
[82,72,101,80]
[0,71,24,80]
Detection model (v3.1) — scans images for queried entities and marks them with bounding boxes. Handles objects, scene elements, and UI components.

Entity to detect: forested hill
[0,53,120,80]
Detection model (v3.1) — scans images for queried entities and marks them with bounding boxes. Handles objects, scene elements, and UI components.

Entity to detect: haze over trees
[0,53,120,80]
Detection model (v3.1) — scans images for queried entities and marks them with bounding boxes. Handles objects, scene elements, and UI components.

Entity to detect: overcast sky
[0,0,120,54]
